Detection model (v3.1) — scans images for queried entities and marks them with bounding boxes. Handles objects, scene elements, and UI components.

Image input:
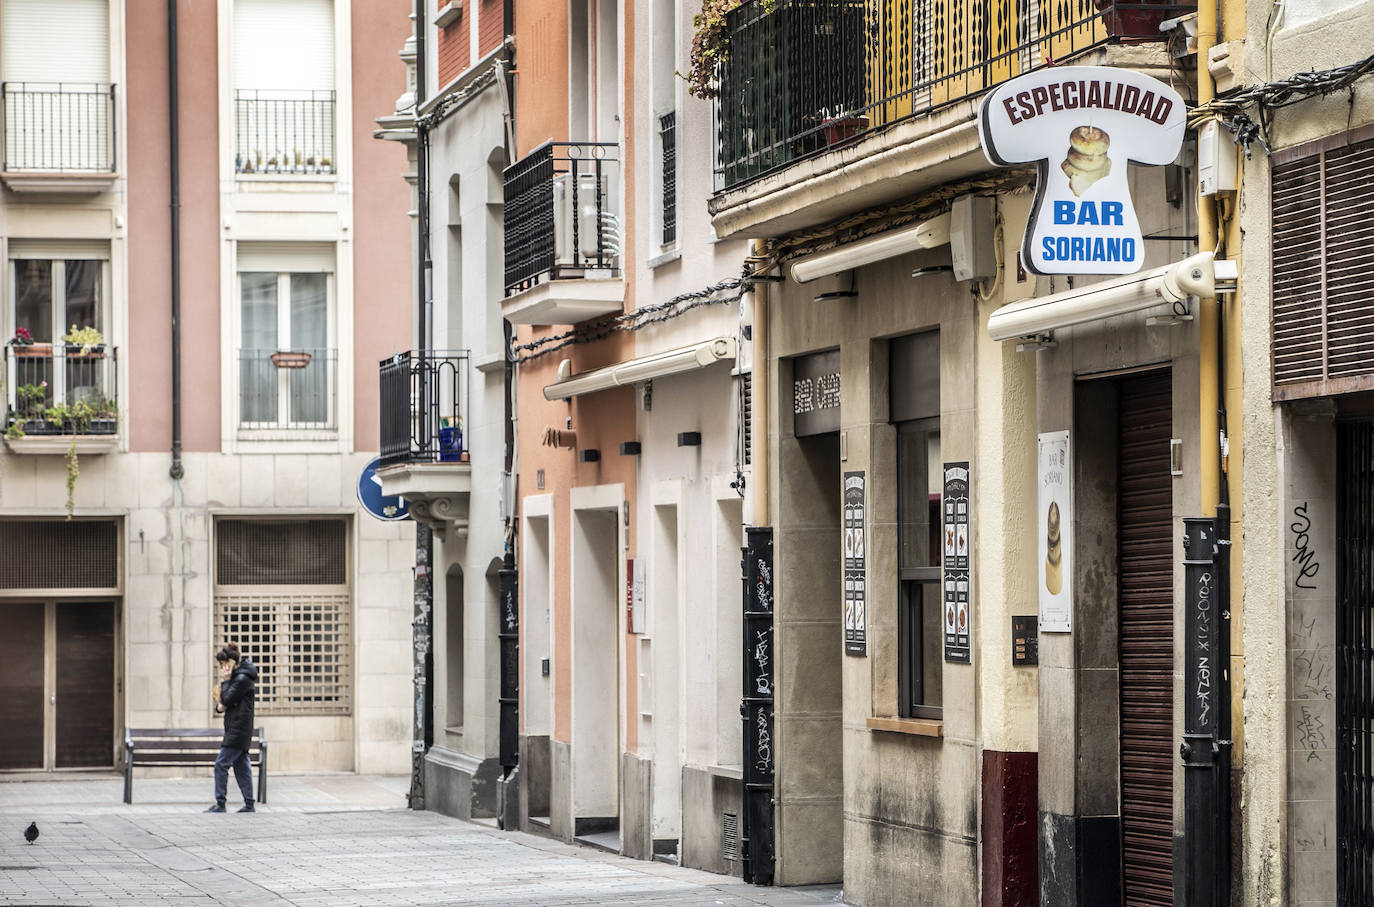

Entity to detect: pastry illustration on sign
[1061,126,1111,197]
[1045,500,1063,595]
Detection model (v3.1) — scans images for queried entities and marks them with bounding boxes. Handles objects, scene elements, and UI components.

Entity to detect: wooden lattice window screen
[214,518,350,715]
[213,591,351,715]
[1272,125,1374,400]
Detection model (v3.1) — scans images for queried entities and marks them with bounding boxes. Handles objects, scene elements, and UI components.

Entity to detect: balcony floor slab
[378,461,472,537]
[4,434,120,455]
[1,172,119,194]
[501,277,625,326]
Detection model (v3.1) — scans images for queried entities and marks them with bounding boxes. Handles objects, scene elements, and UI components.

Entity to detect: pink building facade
[0,0,416,776]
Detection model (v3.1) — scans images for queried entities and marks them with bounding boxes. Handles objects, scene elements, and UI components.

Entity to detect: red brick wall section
[436,6,470,86]
[982,750,1039,906]
[478,0,503,56]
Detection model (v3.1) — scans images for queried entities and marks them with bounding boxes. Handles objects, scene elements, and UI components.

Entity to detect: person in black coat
[206,643,258,813]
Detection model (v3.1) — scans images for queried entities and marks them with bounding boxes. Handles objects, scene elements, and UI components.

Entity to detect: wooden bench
[123,727,267,805]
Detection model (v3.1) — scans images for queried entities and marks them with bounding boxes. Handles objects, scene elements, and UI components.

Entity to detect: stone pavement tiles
[0,775,846,906]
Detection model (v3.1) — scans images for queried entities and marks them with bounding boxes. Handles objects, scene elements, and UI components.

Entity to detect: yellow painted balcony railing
[714,0,1191,190]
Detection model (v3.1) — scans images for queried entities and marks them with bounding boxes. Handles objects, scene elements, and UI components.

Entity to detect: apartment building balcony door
[0,600,117,771]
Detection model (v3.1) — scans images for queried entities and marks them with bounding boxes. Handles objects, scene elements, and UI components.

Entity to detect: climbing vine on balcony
[687,0,777,100]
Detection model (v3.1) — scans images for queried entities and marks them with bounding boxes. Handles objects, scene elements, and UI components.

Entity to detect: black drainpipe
[407,0,434,812]
[167,0,183,481]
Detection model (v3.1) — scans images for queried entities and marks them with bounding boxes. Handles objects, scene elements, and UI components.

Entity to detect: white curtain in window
[240,273,279,425]
[3,0,109,83]
[232,0,334,93]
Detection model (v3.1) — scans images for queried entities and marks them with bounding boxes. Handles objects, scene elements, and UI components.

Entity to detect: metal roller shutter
[1337,420,1374,904]
[232,0,334,92]
[1118,370,1175,905]
[2,0,108,83]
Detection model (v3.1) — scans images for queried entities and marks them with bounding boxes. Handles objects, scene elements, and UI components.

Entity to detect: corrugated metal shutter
[1337,420,1374,905]
[2,0,109,83]
[0,603,45,769]
[1272,127,1374,399]
[232,0,334,92]
[1118,370,1175,906]
[54,603,115,769]
[236,241,335,273]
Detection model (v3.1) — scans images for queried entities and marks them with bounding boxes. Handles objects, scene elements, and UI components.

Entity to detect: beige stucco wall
[0,450,415,775]
[764,188,1048,899]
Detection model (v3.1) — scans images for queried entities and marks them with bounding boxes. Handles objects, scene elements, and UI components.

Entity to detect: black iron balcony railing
[1,82,116,172]
[714,0,1193,190]
[503,142,621,295]
[238,348,337,430]
[234,89,336,176]
[379,351,470,468]
[4,344,119,435]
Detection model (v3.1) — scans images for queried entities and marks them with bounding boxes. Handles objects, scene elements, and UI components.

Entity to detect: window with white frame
[6,244,114,426]
[236,243,336,431]
[232,0,335,175]
[213,518,351,716]
[2,0,114,172]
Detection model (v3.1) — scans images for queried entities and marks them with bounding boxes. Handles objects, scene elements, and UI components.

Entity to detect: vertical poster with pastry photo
[843,471,868,656]
[942,462,971,663]
[1038,431,1072,632]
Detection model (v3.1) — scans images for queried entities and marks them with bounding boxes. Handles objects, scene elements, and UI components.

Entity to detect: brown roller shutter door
[1118,370,1175,905]
[0,604,45,770]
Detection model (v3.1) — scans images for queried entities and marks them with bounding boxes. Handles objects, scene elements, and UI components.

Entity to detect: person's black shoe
[237,804,255,813]
[204,803,226,813]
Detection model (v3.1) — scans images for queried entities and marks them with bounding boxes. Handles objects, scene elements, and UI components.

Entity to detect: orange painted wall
[127,0,220,453]
[513,0,639,752]
[436,10,470,85]
[351,1,413,452]
[513,1,568,157]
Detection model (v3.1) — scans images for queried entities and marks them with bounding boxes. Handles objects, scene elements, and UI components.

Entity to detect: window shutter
[1272,128,1374,399]
[232,0,334,93]
[2,0,109,83]
[236,242,335,273]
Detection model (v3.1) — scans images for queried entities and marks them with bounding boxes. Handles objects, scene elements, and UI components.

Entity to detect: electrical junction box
[950,194,998,283]
[1198,119,1237,196]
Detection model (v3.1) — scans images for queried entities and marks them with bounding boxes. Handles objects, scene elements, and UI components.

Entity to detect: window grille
[214,518,350,715]
[213,591,351,715]
[216,519,346,585]
[739,372,753,467]
[0,520,118,589]
[659,111,677,245]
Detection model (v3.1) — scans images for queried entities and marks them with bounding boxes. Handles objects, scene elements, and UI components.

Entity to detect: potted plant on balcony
[688,0,778,100]
[61,325,104,357]
[438,415,464,462]
[43,398,98,519]
[10,326,50,358]
[821,108,869,146]
[270,350,313,369]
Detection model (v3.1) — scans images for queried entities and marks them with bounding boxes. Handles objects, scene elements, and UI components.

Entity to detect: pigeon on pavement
[24,822,38,844]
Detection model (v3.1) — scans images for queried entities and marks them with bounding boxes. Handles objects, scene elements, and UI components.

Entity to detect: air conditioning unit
[553,172,619,269]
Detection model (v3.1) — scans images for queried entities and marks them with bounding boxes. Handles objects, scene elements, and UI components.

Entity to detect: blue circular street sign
[357,456,410,521]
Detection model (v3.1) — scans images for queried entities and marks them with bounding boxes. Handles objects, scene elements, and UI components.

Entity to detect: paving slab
[0,775,847,906]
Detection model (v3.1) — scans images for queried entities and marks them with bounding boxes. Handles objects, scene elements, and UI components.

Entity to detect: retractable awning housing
[543,336,737,400]
[986,251,1238,342]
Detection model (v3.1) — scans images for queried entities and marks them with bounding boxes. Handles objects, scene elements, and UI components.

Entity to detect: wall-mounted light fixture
[677,432,702,447]
[580,449,600,463]
[620,441,642,456]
